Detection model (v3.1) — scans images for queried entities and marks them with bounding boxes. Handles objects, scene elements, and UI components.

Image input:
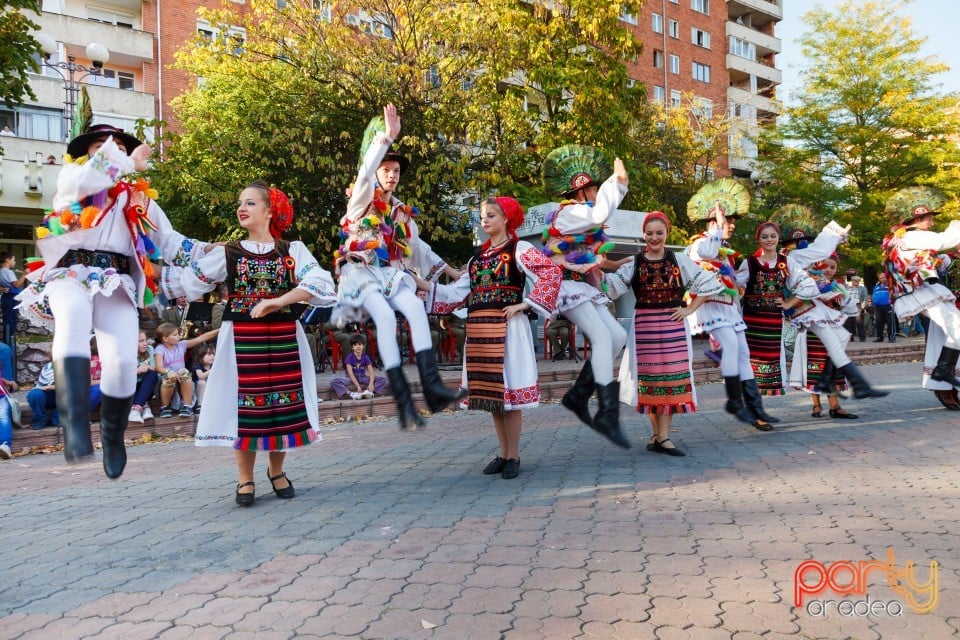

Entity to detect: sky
[777,0,960,104]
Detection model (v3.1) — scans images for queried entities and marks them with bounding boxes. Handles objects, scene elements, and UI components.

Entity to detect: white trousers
[923,302,960,350]
[564,303,627,385]
[362,288,432,369]
[46,283,139,397]
[811,325,852,368]
[711,326,754,379]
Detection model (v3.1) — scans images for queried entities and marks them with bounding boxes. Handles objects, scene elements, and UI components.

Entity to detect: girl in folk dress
[168,181,336,506]
[739,221,790,401]
[747,219,886,401]
[608,212,722,456]
[418,197,561,479]
[786,253,859,419]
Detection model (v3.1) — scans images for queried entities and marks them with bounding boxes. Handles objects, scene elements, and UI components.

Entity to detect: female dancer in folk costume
[335,105,465,430]
[540,145,630,449]
[881,186,960,402]
[417,197,562,479]
[684,179,778,430]
[166,181,336,506]
[751,215,887,401]
[607,212,723,457]
[785,251,859,419]
[18,123,206,478]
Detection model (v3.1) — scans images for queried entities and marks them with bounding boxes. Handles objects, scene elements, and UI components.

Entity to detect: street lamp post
[34,33,110,137]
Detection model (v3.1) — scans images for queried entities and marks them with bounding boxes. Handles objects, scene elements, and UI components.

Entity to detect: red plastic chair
[324,330,341,373]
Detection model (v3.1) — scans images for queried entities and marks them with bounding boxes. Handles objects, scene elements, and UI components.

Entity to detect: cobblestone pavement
[1,361,957,640]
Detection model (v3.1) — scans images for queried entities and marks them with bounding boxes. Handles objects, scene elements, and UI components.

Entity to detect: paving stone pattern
[1,361,957,639]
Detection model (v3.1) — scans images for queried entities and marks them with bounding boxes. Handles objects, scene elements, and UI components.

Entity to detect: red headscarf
[643,210,670,232]
[480,196,524,250]
[268,187,295,238]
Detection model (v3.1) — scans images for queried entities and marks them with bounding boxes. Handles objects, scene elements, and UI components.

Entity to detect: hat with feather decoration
[885,186,945,226]
[771,204,817,248]
[542,145,612,199]
[686,178,750,222]
[357,115,408,174]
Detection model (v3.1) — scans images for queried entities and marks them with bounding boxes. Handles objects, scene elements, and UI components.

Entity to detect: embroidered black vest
[468,241,525,312]
[742,255,787,313]
[223,240,298,321]
[630,251,685,309]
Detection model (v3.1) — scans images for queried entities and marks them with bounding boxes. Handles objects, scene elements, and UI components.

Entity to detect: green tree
[0,0,41,153]
[149,0,650,266]
[758,0,960,268]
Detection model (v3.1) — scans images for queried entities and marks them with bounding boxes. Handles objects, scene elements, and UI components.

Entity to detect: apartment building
[624,0,782,179]
[0,0,157,258]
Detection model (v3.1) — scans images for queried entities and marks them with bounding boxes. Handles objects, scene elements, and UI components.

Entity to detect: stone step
[8,340,925,452]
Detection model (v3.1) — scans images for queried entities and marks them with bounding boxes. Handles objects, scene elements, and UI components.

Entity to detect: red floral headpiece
[268,187,294,238]
[644,210,670,232]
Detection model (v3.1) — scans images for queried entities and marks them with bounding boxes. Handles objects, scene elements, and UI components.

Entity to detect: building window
[692,61,711,83]
[668,19,679,39]
[692,0,709,14]
[693,97,713,119]
[670,90,682,107]
[86,6,135,28]
[312,0,331,21]
[424,65,440,90]
[652,13,663,34]
[729,36,756,60]
[695,165,716,181]
[653,49,664,69]
[653,85,666,103]
[692,28,710,48]
[627,78,636,88]
[669,54,680,75]
[346,9,394,39]
[620,10,638,25]
[10,105,63,142]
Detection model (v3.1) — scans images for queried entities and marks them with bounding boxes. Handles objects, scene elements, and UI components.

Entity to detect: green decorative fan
[357,115,385,172]
[70,86,93,142]
[541,145,612,199]
[885,186,946,225]
[686,178,750,221]
[771,204,817,244]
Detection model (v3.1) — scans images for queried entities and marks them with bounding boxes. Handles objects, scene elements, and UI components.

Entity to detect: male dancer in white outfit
[883,186,960,392]
[335,105,465,429]
[540,145,630,448]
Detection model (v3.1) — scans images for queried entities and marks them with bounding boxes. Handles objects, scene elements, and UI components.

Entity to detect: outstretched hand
[131,143,152,172]
[384,104,401,140]
[614,157,628,187]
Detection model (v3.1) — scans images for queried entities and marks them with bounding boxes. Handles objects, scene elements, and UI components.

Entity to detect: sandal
[653,438,686,457]
[646,435,658,452]
[235,481,255,507]
[268,471,296,499]
[811,398,823,418]
[829,407,859,420]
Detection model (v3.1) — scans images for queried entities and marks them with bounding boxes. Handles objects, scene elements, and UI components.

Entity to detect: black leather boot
[55,357,94,462]
[930,346,960,388]
[561,361,595,427]
[724,376,755,424]
[813,360,835,395]
[99,394,133,479]
[741,378,779,425]
[838,362,889,398]
[386,366,425,430]
[591,381,630,449]
[415,350,467,413]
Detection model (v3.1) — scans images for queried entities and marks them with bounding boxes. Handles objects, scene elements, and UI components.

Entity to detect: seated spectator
[191,344,215,414]
[0,378,14,459]
[26,351,101,429]
[329,334,387,399]
[546,316,572,361]
[129,331,159,423]
[0,342,14,384]
[154,322,218,418]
